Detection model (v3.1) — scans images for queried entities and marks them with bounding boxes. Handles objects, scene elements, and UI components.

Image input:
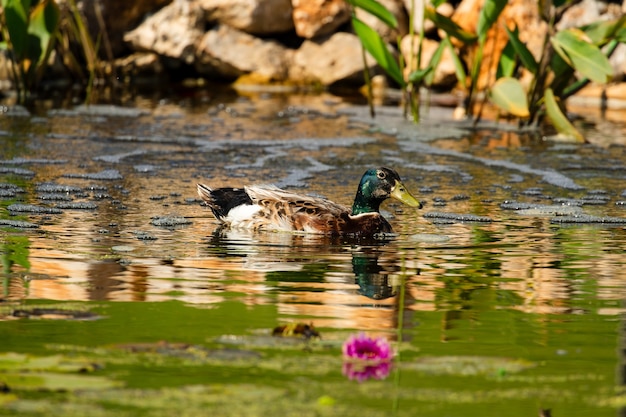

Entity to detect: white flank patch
[226,204,262,227]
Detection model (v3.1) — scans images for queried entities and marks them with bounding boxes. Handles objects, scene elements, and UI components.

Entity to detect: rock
[124,0,204,64]
[356,0,408,43]
[195,24,292,81]
[199,0,294,35]
[292,0,351,39]
[556,0,622,30]
[400,36,458,88]
[290,32,378,85]
[80,0,173,57]
[115,52,165,78]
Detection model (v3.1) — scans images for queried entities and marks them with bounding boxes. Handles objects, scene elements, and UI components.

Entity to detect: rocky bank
[2,0,626,106]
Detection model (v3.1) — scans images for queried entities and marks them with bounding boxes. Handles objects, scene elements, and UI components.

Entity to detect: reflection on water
[4,206,626,324]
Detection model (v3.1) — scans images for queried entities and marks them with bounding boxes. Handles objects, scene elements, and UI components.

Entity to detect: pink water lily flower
[342,333,393,382]
[342,332,393,361]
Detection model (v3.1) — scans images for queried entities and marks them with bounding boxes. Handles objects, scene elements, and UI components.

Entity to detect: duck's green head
[351,167,422,215]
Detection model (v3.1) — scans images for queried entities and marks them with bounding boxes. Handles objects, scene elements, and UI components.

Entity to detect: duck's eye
[377,170,386,179]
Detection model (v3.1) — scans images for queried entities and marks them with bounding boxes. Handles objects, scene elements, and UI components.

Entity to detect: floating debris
[35,183,84,193]
[0,219,39,228]
[580,195,611,205]
[0,183,25,191]
[7,204,63,214]
[423,211,492,223]
[150,216,193,227]
[0,158,68,165]
[515,205,584,216]
[38,193,73,201]
[0,167,35,177]
[63,169,123,180]
[55,202,98,210]
[134,231,158,241]
[450,194,470,201]
[0,189,18,198]
[550,215,626,224]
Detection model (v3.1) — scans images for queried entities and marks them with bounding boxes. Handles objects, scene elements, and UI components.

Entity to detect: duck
[197,167,422,235]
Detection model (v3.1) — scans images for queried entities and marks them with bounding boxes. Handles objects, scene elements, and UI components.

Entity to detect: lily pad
[1,372,119,391]
[403,355,534,376]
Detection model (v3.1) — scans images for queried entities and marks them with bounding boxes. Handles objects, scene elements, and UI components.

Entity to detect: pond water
[1,88,626,417]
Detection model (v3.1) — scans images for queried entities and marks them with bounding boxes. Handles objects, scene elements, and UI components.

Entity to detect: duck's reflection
[207,227,408,302]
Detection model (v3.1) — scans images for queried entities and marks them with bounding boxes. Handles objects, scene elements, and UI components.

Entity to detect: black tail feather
[197,185,253,221]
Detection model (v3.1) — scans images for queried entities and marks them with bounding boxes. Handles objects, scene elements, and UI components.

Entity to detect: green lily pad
[403,355,535,376]
[0,372,120,391]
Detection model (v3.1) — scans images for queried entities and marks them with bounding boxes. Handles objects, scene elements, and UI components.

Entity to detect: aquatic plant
[0,0,60,102]
[343,332,393,361]
[348,0,626,140]
[342,332,393,382]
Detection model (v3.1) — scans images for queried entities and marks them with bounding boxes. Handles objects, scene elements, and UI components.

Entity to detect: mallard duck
[197,167,422,235]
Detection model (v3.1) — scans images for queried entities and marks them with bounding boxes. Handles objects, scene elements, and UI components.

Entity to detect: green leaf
[582,15,626,45]
[504,25,538,74]
[352,16,405,86]
[346,0,398,29]
[408,67,433,84]
[27,0,60,66]
[489,77,529,117]
[442,37,466,86]
[496,40,516,78]
[550,29,613,84]
[423,41,445,86]
[2,0,29,57]
[425,6,477,44]
[544,88,585,142]
[477,0,507,43]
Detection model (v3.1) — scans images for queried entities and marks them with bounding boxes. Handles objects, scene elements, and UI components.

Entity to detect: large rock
[124,0,205,64]
[199,0,294,35]
[80,0,172,57]
[292,0,350,39]
[195,24,292,81]
[290,32,378,85]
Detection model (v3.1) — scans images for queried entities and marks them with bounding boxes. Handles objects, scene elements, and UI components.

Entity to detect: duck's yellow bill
[391,180,422,209]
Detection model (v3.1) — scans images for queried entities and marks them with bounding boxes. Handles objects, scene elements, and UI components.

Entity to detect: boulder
[290,32,378,85]
[195,24,292,81]
[80,0,172,57]
[292,0,351,39]
[124,0,205,65]
[199,0,295,35]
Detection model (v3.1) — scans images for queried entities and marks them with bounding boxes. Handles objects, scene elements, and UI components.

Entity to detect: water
[1,90,626,416]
